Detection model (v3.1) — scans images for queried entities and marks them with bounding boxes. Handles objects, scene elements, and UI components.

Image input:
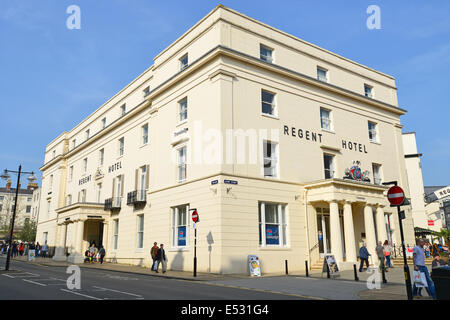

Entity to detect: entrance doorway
[316,207,346,259]
[317,207,331,258]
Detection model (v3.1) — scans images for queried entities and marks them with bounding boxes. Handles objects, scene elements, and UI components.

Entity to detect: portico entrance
[305,178,393,270]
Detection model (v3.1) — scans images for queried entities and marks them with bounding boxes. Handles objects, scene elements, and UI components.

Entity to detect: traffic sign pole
[384,182,413,300]
[190,209,199,277]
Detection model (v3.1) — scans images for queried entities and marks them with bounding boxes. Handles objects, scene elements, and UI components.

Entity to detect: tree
[18,219,37,243]
[433,228,450,245]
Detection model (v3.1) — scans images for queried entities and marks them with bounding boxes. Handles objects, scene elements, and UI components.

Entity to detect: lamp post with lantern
[1,166,37,271]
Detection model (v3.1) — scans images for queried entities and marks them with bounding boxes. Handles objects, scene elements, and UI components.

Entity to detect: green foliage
[18,219,37,243]
[433,228,450,244]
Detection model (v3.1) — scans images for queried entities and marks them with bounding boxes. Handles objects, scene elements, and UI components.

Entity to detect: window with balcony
[66,194,72,206]
[258,202,287,247]
[263,141,278,178]
[120,104,126,117]
[320,108,332,131]
[261,90,276,116]
[97,183,102,203]
[80,189,86,203]
[260,44,273,63]
[323,154,335,179]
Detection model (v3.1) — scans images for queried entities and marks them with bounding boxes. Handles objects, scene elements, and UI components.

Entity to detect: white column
[329,200,343,262]
[343,201,357,262]
[101,221,109,253]
[364,204,378,265]
[376,205,388,244]
[75,220,85,255]
[53,223,67,261]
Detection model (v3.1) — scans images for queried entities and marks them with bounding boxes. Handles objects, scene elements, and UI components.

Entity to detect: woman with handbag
[383,240,392,269]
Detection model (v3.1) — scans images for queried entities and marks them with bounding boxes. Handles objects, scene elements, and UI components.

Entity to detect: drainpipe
[303,188,311,270]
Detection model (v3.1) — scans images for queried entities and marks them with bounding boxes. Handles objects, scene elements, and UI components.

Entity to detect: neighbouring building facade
[402,132,447,236]
[0,180,37,240]
[36,5,415,273]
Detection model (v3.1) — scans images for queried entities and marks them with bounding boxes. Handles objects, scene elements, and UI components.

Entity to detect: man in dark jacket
[155,244,167,273]
[359,243,371,272]
[150,242,159,271]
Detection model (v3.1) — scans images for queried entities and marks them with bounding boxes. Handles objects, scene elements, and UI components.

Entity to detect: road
[0,258,306,300]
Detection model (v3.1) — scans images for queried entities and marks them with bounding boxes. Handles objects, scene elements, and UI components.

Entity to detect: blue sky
[0,0,449,187]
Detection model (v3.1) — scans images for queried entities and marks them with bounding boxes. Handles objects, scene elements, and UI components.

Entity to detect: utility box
[431,266,450,300]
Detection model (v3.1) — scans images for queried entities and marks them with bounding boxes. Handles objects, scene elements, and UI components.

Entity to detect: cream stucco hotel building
[36,5,416,274]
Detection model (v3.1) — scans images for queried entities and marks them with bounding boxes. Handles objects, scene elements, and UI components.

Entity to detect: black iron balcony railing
[104,197,121,210]
[127,190,146,205]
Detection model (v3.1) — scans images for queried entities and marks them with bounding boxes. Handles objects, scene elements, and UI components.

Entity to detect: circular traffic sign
[387,186,405,206]
[192,210,199,223]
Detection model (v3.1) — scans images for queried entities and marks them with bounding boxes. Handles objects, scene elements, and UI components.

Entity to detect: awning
[414,227,435,236]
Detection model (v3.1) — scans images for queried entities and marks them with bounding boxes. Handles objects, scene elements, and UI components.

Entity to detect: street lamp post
[1,166,37,271]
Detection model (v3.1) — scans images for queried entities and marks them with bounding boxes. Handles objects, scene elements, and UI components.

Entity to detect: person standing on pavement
[359,243,370,272]
[155,243,167,273]
[41,241,48,258]
[412,238,437,299]
[376,241,386,272]
[150,242,159,271]
[98,245,106,264]
[12,241,18,258]
[383,240,392,269]
[35,242,40,257]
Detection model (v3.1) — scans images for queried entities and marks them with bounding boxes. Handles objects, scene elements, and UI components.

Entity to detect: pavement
[0,254,436,300]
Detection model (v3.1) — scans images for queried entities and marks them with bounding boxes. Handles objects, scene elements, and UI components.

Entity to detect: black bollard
[353,264,359,281]
[285,260,288,275]
[382,265,387,284]
[326,262,330,279]
[305,260,309,277]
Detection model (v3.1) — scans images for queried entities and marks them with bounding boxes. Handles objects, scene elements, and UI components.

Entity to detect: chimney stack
[6,180,11,190]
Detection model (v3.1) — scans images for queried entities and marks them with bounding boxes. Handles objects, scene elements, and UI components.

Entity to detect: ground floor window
[172,204,189,247]
[137,215,144,249]
[258,202,287,247]
[113,219,119,250]
[43,232,48,244]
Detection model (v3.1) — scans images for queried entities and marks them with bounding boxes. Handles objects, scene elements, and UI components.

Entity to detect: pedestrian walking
[412,238,437,299]
[18,242,24,256]
[150,242,159,271]
[383,240,392,269]
[155,243,167,273]
[376,241,386,272]
[98,245,106,264]
[35,242,40,257]
[12,241,18,258]
[359,243,370,272]
[41,241,48,258]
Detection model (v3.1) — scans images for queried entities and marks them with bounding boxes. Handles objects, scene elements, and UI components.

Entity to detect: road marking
[92,286,143,298]
[2,274,15,278]
[22,279,47,286]
[60,289,103,300]
[10,272,40,278]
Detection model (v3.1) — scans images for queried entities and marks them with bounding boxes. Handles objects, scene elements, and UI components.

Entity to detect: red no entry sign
[387,186,405,206]
[192,210,199,223]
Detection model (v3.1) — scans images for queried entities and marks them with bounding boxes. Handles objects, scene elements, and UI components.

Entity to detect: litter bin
[431,266,450,300]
